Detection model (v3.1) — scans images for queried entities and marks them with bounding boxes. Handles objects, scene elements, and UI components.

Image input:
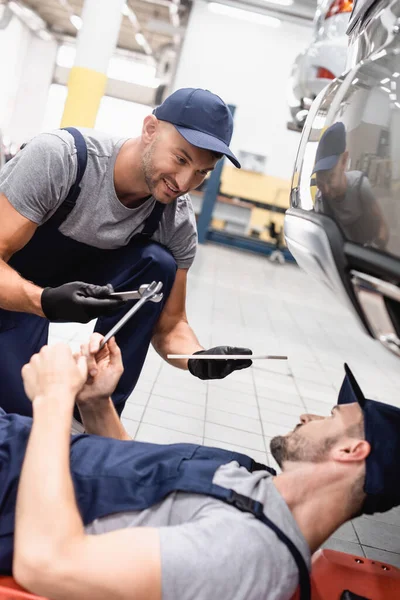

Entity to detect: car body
[285,0,400,357]
[288,0,353,130]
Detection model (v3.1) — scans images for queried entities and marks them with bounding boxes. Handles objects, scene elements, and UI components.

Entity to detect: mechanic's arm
[0,193,122,322]
[0,193,44,314]
[76,334,131,440]
[151,268,253,380]
[151,268,203,370]
[13,344,161,600]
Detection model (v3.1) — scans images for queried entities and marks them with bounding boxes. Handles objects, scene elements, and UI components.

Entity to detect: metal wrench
[99,281,163,350]
[110,284,163,302]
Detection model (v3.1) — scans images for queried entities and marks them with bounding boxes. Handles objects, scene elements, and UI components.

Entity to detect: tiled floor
[50,242,400,568]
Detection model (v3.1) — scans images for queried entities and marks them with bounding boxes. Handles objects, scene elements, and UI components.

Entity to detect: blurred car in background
[285,0,400,357]
[287,0,353,131]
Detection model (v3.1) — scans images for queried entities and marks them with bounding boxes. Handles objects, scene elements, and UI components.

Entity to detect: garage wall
[173,0,312,180]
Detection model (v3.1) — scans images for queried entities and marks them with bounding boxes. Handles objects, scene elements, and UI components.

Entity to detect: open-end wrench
[99,281,163,350]
[110,284,163,302]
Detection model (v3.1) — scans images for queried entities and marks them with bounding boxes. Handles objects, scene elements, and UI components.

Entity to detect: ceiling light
[393,72,400,78]
[390,93,397,100]
[261,0,293,5]
[395,102,400,108]
[122,3,130,16]
[381,77,390,84]
[208,2,281,27]
[70,14,82,30]
[381,86,390,93]
[135,32,146,46]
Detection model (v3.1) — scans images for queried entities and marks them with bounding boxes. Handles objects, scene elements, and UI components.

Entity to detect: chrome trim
[351,270,400,354]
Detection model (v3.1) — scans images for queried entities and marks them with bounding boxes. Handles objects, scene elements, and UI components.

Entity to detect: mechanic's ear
[142,114,158,143]
[332,439,371,463]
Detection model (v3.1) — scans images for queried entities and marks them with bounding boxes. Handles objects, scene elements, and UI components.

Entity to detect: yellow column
[61,0,126,128]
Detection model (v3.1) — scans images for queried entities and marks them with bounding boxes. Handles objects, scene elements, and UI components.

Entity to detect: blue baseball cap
[153,88,241,168]
[313,122,346,173]
[338,363,400,515]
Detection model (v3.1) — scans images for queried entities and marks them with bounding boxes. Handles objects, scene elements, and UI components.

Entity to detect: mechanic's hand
[76,333,124,405]
[21,343,88,404]
[41,282,124,323]
[188,346,253,380]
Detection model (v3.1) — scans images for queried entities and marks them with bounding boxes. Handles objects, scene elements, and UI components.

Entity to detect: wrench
[99,281,163,350]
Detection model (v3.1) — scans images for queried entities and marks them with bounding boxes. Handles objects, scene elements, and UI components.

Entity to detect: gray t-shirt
[0,129,197,269]
[85,461,310,600]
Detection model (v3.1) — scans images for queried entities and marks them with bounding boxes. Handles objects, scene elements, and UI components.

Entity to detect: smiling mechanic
[0,87,252,427]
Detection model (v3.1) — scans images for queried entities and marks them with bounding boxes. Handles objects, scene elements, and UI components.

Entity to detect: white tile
[142,407,204,437]
[208,385,257,406]
[256,386,303,407]
[122,403,145,421]
[363,547,400,569]
[152,382,206,406]
[134,379,154,394]
[258,398,304,417]
[148,394,205,421]
[206,407,262,434]
[262,421,292,438]
[126,390,150,406]
[205,422,265,452]
[208,378,256,396]
[261,410,299,429]
[203,438,268,465]
[121,418,140,438]
[295,380,338,404]
[135,423,202,445]
[207,395,259,419]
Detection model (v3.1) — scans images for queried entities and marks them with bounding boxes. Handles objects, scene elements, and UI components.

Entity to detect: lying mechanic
[1,334,399,600]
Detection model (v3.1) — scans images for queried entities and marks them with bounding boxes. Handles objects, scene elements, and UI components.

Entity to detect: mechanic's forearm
[77,397,132,440]
[0,257,44,316]
[14,395,84,584]
[152,319,203,369]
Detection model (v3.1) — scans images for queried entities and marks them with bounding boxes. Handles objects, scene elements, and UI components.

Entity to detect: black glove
[41,282,124,323]
[188,346,253,380]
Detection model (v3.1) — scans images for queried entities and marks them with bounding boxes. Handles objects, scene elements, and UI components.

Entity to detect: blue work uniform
[0,408,310,599]
[0,129,177,421]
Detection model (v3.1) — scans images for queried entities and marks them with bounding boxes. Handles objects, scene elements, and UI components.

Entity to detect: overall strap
[49,127,88,228]
[210,485,311,600]
[140,201,166,238]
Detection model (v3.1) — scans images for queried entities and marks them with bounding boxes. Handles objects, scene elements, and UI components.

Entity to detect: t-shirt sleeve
[0,132,76,224]
[162,195,198,270]
[158,512,298,600]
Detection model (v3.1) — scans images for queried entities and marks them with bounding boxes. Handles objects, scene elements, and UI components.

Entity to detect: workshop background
[1,0,400,574]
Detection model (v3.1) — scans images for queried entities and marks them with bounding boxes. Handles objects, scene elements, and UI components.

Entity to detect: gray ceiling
[17,0,318,55]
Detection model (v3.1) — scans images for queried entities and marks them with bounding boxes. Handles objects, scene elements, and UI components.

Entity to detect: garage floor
[50,242,400,569]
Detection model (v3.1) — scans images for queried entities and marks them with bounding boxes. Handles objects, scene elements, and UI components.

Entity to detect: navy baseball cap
[313,122,346,173]
[153,88,241,168]
[338,363,400,515]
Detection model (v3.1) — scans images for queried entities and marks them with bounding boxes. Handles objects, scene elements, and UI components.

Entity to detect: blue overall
[0,409,310,599]
[0,128,177,421]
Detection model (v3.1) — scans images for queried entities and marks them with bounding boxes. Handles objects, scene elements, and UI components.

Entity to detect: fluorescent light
[135,32,146,46]
[70,14,82,30]
[208,2,281,27]
[394,72,400,78]
[352,78,359,85]
[390,93,397,100]
[395,102,400,108]
[381,77,390,84]
[261,0,293,5]
[381,86,390,93]
[371,49,387,61]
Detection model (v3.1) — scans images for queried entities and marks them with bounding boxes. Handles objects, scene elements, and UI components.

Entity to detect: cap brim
[174,125,241,169]
[313,154,340,174]
[338,363,367,408]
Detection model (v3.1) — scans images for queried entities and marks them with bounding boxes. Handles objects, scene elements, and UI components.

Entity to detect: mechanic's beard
[270,432,339,469]
[142,144,163,202]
